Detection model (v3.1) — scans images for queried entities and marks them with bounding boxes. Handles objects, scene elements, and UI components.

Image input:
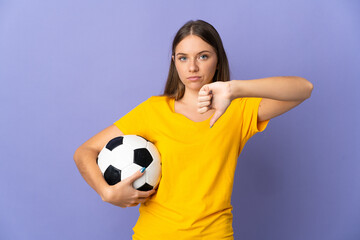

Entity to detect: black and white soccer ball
[97,135,161,191]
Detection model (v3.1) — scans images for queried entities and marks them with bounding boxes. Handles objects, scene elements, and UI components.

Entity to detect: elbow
[73,147,82,164]
[306,81,314,99]
[300,77,314,99]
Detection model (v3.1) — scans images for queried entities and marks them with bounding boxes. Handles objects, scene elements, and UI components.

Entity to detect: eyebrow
[175,50,212,56]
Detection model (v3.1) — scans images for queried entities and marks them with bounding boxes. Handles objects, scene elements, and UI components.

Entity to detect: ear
[172,55,174,62]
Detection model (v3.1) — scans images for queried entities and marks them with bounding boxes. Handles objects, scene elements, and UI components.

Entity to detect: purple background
[1,0,359,239]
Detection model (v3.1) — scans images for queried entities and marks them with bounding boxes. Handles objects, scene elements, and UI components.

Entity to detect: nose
[188,58,199,72]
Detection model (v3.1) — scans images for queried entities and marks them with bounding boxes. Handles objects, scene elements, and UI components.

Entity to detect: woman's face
[172,35,218,92]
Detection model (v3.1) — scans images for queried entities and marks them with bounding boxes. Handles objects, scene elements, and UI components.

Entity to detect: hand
[101,169,157,208]
[198,81,232,128]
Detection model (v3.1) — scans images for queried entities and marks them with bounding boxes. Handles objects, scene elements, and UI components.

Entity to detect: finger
[138,197,151,204]
[137,189,156,198]
[198,101,211,108]
[124,167,146,184]
[199,89,210,96]
[198,106,210,114]
[199,84,210,93]
[210,111,223,128]
[198,95,212,102]
[200,84,213,95]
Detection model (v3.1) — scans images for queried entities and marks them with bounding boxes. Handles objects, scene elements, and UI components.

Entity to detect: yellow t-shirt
[114,95,269,240]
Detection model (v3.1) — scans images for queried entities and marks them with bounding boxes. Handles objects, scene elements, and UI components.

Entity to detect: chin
[185,85,203,92]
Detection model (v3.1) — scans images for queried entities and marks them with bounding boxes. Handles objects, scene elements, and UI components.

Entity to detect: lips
[187,76,201,80]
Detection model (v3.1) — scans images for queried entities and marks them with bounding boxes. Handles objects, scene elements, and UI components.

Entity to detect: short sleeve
[113,98,150,138]
[240,97,270,140]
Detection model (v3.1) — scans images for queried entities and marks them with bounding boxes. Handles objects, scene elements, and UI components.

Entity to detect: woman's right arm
[73,125,156,208]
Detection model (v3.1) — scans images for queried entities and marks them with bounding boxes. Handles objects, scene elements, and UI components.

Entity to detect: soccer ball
[97,135,161,191]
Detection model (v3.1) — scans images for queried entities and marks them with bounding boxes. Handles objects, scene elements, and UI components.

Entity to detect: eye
[199,55,208,60]
[178,56,187,61]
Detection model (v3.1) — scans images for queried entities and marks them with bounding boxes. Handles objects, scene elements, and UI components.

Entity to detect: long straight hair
[162,20,230,100]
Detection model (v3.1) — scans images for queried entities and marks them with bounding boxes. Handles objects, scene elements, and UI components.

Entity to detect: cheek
[175,63,186,76]
[206,61,218,74]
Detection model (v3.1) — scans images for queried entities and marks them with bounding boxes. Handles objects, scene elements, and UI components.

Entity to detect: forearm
[73,147,109,199]
[229,76,313,101]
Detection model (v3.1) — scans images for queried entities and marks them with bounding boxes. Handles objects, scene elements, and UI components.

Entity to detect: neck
[178,89,199,107]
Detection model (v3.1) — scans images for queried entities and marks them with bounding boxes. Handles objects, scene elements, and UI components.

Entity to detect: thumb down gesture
[198,81,233,128]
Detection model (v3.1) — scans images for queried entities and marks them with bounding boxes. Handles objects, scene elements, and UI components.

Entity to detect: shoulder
[228,97,263,116]
[136,95,172,113]
[147,95,173,107]
[147,95,169,102]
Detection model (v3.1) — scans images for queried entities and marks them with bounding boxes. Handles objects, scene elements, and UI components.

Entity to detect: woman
[74,20,313,239]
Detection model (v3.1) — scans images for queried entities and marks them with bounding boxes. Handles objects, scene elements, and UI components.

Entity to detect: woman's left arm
[229,76,314,121]
[198,76,314,127]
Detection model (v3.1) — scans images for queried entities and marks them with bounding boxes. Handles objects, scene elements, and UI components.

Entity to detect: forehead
[175,35,214,54]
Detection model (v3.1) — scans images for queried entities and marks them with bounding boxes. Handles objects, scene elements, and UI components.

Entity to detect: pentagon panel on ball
[97,135,162,191]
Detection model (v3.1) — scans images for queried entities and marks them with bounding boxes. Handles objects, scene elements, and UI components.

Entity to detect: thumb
[126,167,146,184]
[210,110,223,128]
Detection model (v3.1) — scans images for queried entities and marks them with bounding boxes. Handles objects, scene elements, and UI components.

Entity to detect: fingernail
[140,167,146,173]
[210,125,212,128]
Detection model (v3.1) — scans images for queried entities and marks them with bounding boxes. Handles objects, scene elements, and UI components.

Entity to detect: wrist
[100,185,112,202]
[229,80,241,101]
